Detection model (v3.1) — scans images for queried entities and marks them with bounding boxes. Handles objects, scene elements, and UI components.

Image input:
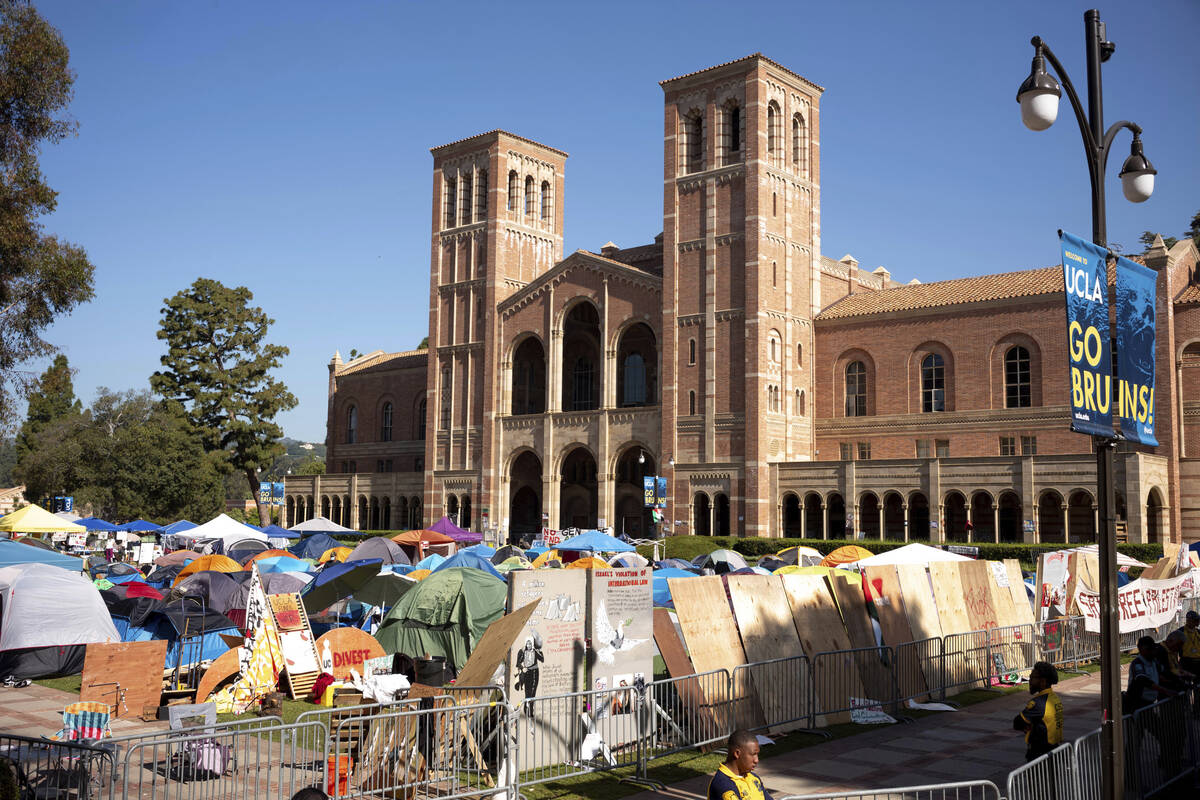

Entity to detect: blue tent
[458,543,497,559]
[0,539,83,571]
[652,567,697,607]
[415,552,446,570]
[289,532,342,559]
[111,601,239,670]
[433,550,505,581]
[120,520,162,533]
[260,524,297,539]
[161,520,198,535]
[255,555,314,574]
[77,517,119,532]
[556,529,636,553]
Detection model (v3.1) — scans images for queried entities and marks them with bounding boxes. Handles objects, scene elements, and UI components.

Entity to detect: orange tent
[566,556,609,570]
[172,554,243,586]
[530,549,559,569]
[242,549,294,567]
[819,545,873,567]
[391,530,455,546]
[407,569,432,581]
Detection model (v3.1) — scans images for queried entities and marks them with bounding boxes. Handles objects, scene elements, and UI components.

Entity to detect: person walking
[708,730,773,800]
[1013,661,1063,762]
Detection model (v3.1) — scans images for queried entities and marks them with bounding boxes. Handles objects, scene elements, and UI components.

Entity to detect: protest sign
[1074,570,1194,633]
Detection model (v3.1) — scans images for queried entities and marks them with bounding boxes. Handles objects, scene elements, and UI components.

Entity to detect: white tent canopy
[1052,544,1147,569]
[849,543,973,568]
[289,515,354,533]
[0,563,119,651]
[168,513,266,548]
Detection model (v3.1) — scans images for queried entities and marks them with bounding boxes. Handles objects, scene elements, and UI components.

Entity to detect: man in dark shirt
[709,730,773,800]
[1013,661,1063,762]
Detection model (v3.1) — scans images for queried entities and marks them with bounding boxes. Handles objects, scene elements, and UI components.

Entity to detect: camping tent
[850,543,972,568]
[0,505,86,535]
[0,563,120,678]
[0,539,83,571]
[259,524,297,540]
[111,598,239,670]
[427,515,483,544]
[168,514,266,551]
[347,537,411,565]
[375,567,507,671]
[289,532,344,560]
[119,520,163,534]
[432,550,504,580]
[556,530,636,553]
[289,516,354,534]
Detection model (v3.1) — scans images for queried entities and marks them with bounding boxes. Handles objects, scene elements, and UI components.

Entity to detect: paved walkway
[632,671,1107,798]
[0,682,168,739]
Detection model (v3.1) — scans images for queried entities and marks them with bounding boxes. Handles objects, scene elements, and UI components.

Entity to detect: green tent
[374,567,506,671]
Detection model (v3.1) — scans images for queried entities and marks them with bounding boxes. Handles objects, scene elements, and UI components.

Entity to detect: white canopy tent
[165,513,266,551]
[1052,544,1148,569]
[289,515,354,534]
[849,543,973,569]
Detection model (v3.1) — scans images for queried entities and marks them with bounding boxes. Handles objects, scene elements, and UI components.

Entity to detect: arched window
[772,192,777,216]
[845,361,867,417]
[921,353,946,412]
[540,180,551,221]
[572,357,594,410]
[346,405,357,444]
[444,177,457,228]
[767,101,781,164]
[793,389,801,415]
[416,398,426,440]
[622,353,646,405]
[476,236,487,274]
[476,169,488,219]
[792,112,807,176]
[685,111,703,173]
[798,390,806,416]
[796,342,803,365]
[772,261,777,287]
[380,402,393,442]
[460,173,472,223]
[688,390,696,415]
[524,176,535,216]
[688,338,696,365]
[440,367,451,427]
[1005,346,1032,408]
[507,170,518,211]
[769,338,777,362]
[721,102,741,162]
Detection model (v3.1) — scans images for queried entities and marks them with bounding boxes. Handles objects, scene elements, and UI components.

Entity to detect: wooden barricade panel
[959,560,1001,632]
[986,561,1020,629]
[652,607,723,749]
[726,575,807,733]
[894,563,944,693]
[779,573,858,725]
[831,575,894,704]
[1004,559,1036,627]
[80,640,168,718]
[863,565,927,700]
[669,575,765,730]
[196,647,240,704]
[928,562,973,635]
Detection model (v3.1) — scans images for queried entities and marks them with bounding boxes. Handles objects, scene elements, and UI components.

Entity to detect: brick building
[284,54,1200,545]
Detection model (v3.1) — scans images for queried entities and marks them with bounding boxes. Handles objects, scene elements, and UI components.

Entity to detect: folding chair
[48,702,112,743]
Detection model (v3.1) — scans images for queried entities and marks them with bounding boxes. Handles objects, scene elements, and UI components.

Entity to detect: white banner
[1074,570,1194,634]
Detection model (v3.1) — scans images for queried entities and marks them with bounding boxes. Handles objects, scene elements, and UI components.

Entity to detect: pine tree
[15,354,80,464]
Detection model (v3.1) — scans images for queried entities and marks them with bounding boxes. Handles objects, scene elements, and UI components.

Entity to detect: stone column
[1033,504,1041,544]
[1092,504,1100,542]
[821,504,828,540]
[966,503,974,543]
[544,474,559,532]
[349,474,359,530]
[1062,503,1070,543]
[799,505,806,539]
[903,503,910,542]
[878,504,885,540]
[709,502,716,539]
[992,504,1000,544]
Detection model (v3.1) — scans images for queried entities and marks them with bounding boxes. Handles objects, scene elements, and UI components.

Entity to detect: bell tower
[660,55,823,537]
[425,131,567,528]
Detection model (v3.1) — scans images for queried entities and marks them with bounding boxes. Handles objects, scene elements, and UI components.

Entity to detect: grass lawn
[33,674,83,693]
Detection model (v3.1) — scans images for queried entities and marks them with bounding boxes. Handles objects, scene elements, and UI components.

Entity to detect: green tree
[417,336,428,350]
[151,278,297,525]
[1186,210,1200,250]
[0,3,95,425]
[296,456,325,475]
[15,354,80,463]
[1139,230,1178,251]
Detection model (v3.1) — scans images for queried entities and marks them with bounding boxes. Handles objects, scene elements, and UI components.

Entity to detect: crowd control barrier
[0,732,117,800]
[779,780,1003,800]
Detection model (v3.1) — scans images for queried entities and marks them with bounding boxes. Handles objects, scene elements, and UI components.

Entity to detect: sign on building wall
[1060,231,1113,437]
[1115,254,1159,446]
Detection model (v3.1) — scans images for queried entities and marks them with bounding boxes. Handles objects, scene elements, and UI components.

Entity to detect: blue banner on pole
[1060,230,1112,437]
[656,476,668,509]
[1115,255,1158,445]
[643,476,654,508]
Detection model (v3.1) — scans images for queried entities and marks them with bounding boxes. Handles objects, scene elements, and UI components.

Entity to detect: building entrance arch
[559,447,598,529]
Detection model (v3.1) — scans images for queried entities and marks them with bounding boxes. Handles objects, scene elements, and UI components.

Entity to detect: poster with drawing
[588,568,652,752]
[507,569,587,771]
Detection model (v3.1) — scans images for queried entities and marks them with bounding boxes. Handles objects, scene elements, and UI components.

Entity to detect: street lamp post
[1016,10,1157,800]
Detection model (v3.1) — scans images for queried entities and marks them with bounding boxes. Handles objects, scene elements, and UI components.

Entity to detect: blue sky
[31,0,1200,441]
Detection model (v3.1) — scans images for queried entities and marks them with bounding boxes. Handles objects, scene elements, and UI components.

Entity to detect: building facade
[285,54,1200,545]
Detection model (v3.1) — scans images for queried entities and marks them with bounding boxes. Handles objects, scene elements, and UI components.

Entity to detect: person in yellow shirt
[1013,661,1063,762]
[708,730,773,800]
[1177,610,1200,676]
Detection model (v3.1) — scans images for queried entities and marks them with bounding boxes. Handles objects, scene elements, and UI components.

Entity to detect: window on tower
[845,361,867,417]
[684,110,703,173]
[460,173,472,223]
[524,175,535,216]
[541,180,551,221]
[792,112,808,177]
[507,171,518,212]
[767,101,782,165]
[476,169,488,218]
[444,177,457,227]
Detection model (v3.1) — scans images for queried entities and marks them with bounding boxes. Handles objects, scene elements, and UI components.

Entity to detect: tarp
[77,517,119,533]
[556,529,636,553]
[0,563,119,652]
[0,539,83,570]
[253,555,313,574]
[427,515,483,543]
[258,524,297,539]
[347,537,411,565]
[375,567,507,671]
[0,505,85,534]
[119,520,162,533]
[289,516,354,534]
[289,532,344,560]
[432,550,504,580]
[242,548,295,566]
[161,520,197,535]
[850,543,972,568]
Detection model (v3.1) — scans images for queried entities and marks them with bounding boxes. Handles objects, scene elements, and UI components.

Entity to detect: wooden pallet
[268,592,321,700]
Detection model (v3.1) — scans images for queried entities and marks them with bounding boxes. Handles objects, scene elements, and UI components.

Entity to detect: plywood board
[196,647,241,704]
[928,562,972,636]
[653,607,724,748]
[453,601,538,696]
[669,575,765,730]
[863,565,926,700]
[986,561,1020,630]
[314,627,387,682]
[1004,559,1036,627]
[727,575,808,733]
[831,575,894,704]
[895,564,943,642]
[80,640,168,719]
[779,573,859,725]
[959,560,1002,632]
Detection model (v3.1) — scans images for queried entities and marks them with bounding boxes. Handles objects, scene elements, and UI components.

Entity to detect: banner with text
[1115,254,1159,446]
[1074,569,1194,634]
[1061,230,1112,437]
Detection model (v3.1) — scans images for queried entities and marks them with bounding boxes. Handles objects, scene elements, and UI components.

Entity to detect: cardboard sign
[1074,570,1194,634]
[268,594,305,631]
[314,627,387,681]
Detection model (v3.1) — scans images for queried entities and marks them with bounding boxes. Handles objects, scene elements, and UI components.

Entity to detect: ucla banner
[1060,231,1112,436]
[1115,254,1158,445]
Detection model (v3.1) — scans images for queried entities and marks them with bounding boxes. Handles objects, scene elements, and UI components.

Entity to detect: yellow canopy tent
[318,546,353,565]
[0,505,85,534]
[820,545,873,567]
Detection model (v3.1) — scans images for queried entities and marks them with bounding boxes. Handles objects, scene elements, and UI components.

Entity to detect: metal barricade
[1037,617,1088,668]
[1072,728,1101,800]
[326,698,509,800]
[895,636,944,703]
[1123,691,1197,798]
[1005,743,1076,800]
[811,646,899,722]
[983,624,1036,687]
[0,732,117,800]
[778,780,1002,799]
[641,668,732,767]
[112,718,327,800]
[941,631,990,695]
[730,655,814,734]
